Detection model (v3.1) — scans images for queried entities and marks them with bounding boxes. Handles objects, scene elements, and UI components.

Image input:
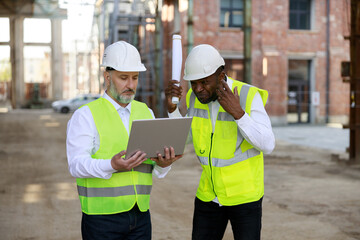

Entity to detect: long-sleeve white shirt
[66,92,171,179]
[169,77,275,154]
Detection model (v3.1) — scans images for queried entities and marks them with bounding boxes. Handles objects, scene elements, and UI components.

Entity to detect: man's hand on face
[111,150,147,171]
[165,80,183,113]
[151,147,183,168]
[216,79,245,120]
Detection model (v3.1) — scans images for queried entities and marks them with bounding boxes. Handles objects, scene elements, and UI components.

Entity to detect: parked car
[51,94,101,113]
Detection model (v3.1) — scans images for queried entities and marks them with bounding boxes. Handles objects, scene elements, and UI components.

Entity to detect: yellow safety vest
[186,77,268,206]
[76,98,154,215]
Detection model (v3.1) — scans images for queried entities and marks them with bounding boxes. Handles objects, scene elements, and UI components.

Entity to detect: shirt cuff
[235,112,251,127]
[99,159,116,179]
[153,164,172,178]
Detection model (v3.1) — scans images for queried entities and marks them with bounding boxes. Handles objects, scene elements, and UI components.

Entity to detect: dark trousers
[81,205,151,240]
[192,197,262,240]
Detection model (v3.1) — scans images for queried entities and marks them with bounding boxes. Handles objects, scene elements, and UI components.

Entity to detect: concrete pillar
[11,17,25,108]
[9,17,16,109]
[51,19,63,100]
[309,59,316,123]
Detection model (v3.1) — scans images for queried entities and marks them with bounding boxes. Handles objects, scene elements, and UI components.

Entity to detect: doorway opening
[287,59,311,123]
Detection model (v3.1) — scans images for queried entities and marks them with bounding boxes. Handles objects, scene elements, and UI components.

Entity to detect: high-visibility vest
[186,77,268,206]
[76,98,154,215]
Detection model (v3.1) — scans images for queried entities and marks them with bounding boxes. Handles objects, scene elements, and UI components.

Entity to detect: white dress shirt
[66,92,171,179]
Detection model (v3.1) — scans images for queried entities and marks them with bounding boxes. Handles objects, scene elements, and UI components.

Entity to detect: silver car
[51,94,101,113]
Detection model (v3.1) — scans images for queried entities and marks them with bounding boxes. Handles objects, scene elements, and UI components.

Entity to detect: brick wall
[162,0,350,124]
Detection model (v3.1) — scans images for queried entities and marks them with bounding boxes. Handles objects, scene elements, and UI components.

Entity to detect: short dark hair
[215,65,225,76]
[106,67,115,72]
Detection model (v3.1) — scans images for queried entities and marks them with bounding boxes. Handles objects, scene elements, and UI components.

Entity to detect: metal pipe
[325,0,330,123]
[243,0,252,84]
[187,0,193,54]
[155,0,163,116]
[10,17,16,108]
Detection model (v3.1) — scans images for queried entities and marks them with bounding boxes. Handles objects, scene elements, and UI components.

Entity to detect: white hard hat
[101,41,146,72]
[183,44,225,81]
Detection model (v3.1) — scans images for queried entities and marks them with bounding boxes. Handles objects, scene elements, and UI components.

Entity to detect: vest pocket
[213,121,237,159]
[192,118,211,157]
[220,160,255,197]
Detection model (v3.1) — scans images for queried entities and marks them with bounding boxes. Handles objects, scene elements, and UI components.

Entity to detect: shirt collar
[225,75,233,89]
[102,92,132,112]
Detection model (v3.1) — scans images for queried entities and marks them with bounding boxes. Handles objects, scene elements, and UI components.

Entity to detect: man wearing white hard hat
[67,41,182,240]
[166,44,275,240]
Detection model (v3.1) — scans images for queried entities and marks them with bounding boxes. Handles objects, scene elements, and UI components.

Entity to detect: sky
[61,0,96,52]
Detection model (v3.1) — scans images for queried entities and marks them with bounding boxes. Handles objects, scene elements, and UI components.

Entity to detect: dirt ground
[1,109,360,240]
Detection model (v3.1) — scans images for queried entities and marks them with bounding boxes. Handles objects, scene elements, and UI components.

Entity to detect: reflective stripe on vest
[188,93,208,118]
[197,148,260,167]
[78,184,152,197]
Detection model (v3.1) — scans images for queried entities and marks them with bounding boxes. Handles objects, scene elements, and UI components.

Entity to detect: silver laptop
[125,117,193,159]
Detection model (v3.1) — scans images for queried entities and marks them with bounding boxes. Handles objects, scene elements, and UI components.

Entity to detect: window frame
[220,0,244,28]
[289,0,312,30]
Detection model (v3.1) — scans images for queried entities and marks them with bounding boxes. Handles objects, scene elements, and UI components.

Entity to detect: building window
[0,18,10,42]
[220,0,243,28]
[289,0,311,30]
[224,59,243,81]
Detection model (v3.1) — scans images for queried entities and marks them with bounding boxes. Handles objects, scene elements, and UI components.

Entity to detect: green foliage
[0,59,11,82]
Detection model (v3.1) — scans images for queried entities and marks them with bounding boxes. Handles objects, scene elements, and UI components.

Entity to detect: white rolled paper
[172,35,182,104]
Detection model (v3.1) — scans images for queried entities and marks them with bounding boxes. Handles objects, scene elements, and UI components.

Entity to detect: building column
[11,16,25,108]
[51,19,63,100]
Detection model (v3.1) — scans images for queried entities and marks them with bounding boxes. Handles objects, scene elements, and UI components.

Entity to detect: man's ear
[103,71,110,86]
[219,71,226,81]
[216,71,226,85]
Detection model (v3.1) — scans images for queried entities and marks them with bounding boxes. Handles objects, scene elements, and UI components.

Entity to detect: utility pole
[349,0,360,163]
[325,0,330,123]
[243,0,252,84]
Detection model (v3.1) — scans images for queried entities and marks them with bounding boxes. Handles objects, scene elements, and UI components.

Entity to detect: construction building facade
[94,0,350,125]
[163,0,350,125]
[0,0,351,126]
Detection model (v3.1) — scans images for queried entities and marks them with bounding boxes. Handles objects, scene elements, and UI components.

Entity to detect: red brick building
[161,0,350,125]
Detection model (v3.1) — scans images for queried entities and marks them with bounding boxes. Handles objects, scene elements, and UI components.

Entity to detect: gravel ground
[0,109,359,240]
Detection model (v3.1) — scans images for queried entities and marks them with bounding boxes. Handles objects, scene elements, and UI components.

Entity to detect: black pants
[192,197,262,240]
[81,205,151,240]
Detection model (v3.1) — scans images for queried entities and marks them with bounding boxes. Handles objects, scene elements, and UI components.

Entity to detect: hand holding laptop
[111,150,147,171]
[150,146,183,168]
[111,147,182,171]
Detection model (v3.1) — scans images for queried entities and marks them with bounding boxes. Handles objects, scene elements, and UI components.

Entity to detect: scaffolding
[95,0,164,116]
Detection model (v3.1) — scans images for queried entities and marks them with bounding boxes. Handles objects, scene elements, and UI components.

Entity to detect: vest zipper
[209,133,217,196]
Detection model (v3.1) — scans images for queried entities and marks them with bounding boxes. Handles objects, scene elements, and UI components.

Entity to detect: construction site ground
[0,109,359,240]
